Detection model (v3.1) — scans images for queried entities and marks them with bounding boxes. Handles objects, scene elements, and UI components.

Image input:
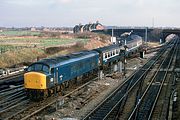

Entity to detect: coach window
[105,53,108,58]
[113,50,116,55]
[111,51,113,56]
[108,52,110,57]
[116,49,118,54]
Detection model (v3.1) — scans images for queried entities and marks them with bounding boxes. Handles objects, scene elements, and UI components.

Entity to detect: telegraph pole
[145,27,148,43]
[123,45,128,78]
[112,28,114,38]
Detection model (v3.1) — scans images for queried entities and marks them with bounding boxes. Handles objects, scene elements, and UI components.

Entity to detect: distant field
[0,29,89,55]
[0,37,89,55]
[0,37,89,47]
[0,37,89,67]
[0,31,110,68]
[42,38,89,47]
[0,30,41,36]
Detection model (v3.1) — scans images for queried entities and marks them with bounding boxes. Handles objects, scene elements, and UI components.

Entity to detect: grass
[0,45,14,49]
[0,44,85,68]
[42,38,89,47]
[0,37,89,47]
[0,37,89,67]
[0,45,17,53]
[0,30,41,36]
[0,48,45,68]
[0,31,90,67]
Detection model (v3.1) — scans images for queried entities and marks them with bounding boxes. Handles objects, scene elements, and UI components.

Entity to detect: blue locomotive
[24,38,142,100]
[24,51,99,99]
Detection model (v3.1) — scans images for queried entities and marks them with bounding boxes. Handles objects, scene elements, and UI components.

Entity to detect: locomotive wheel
[44,89,49,98]
[69,80,74,88]
[60,84,65,95]
[64,81,69,88]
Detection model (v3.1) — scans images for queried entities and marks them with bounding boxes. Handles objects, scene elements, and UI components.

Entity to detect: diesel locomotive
[24,38,143,100]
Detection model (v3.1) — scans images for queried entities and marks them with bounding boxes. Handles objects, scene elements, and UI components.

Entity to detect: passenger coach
[93,44,122,69]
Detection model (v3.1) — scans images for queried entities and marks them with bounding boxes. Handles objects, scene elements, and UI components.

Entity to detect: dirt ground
[42,52,156,120]
[84,38,111,50]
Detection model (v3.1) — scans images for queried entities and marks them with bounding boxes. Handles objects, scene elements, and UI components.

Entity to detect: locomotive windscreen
[27,64,49,74]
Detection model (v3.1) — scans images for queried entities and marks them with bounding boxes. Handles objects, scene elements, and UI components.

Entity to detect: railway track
[128,39,179,120]
[150,39,180,119]
[83,40,175,120]
[0,76,99,120]
[0,41,176,120]
[0,84,28,120]
[117,40,174,119]
[172,38,180,120]
[0,56,121,119]
[0,73,24,90]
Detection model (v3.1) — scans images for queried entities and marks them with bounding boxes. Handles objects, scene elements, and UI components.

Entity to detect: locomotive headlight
[50,78,54,82]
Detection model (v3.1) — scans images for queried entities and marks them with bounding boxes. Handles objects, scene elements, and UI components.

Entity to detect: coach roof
[94,44,120,53]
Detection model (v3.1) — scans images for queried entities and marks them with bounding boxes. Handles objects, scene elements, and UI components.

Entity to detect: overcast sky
[0,0,180,27]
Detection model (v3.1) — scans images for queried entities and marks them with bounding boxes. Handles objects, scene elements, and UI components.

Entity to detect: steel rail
[0,72,23,81]
[103,40,175,120]
[128,39,177,120]
[0,87,25,99]
[0,84,23,94]
[147,39,179,120]
[0,96,28,114]
[7,78,98,120]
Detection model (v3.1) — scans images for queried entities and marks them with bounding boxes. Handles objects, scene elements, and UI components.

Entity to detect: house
[73,21,104,33]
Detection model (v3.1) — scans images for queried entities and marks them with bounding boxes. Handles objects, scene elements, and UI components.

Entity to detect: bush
[45,46,67,54]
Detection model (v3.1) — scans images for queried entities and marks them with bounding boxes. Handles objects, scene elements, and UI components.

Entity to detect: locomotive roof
[32,50,99,68]
[94,44,120,52]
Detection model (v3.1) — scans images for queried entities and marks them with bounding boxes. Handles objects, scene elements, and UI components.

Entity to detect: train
[24,38,143,100]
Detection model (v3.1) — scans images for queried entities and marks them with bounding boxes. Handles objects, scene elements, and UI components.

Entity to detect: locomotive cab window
[28,64,49,74]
